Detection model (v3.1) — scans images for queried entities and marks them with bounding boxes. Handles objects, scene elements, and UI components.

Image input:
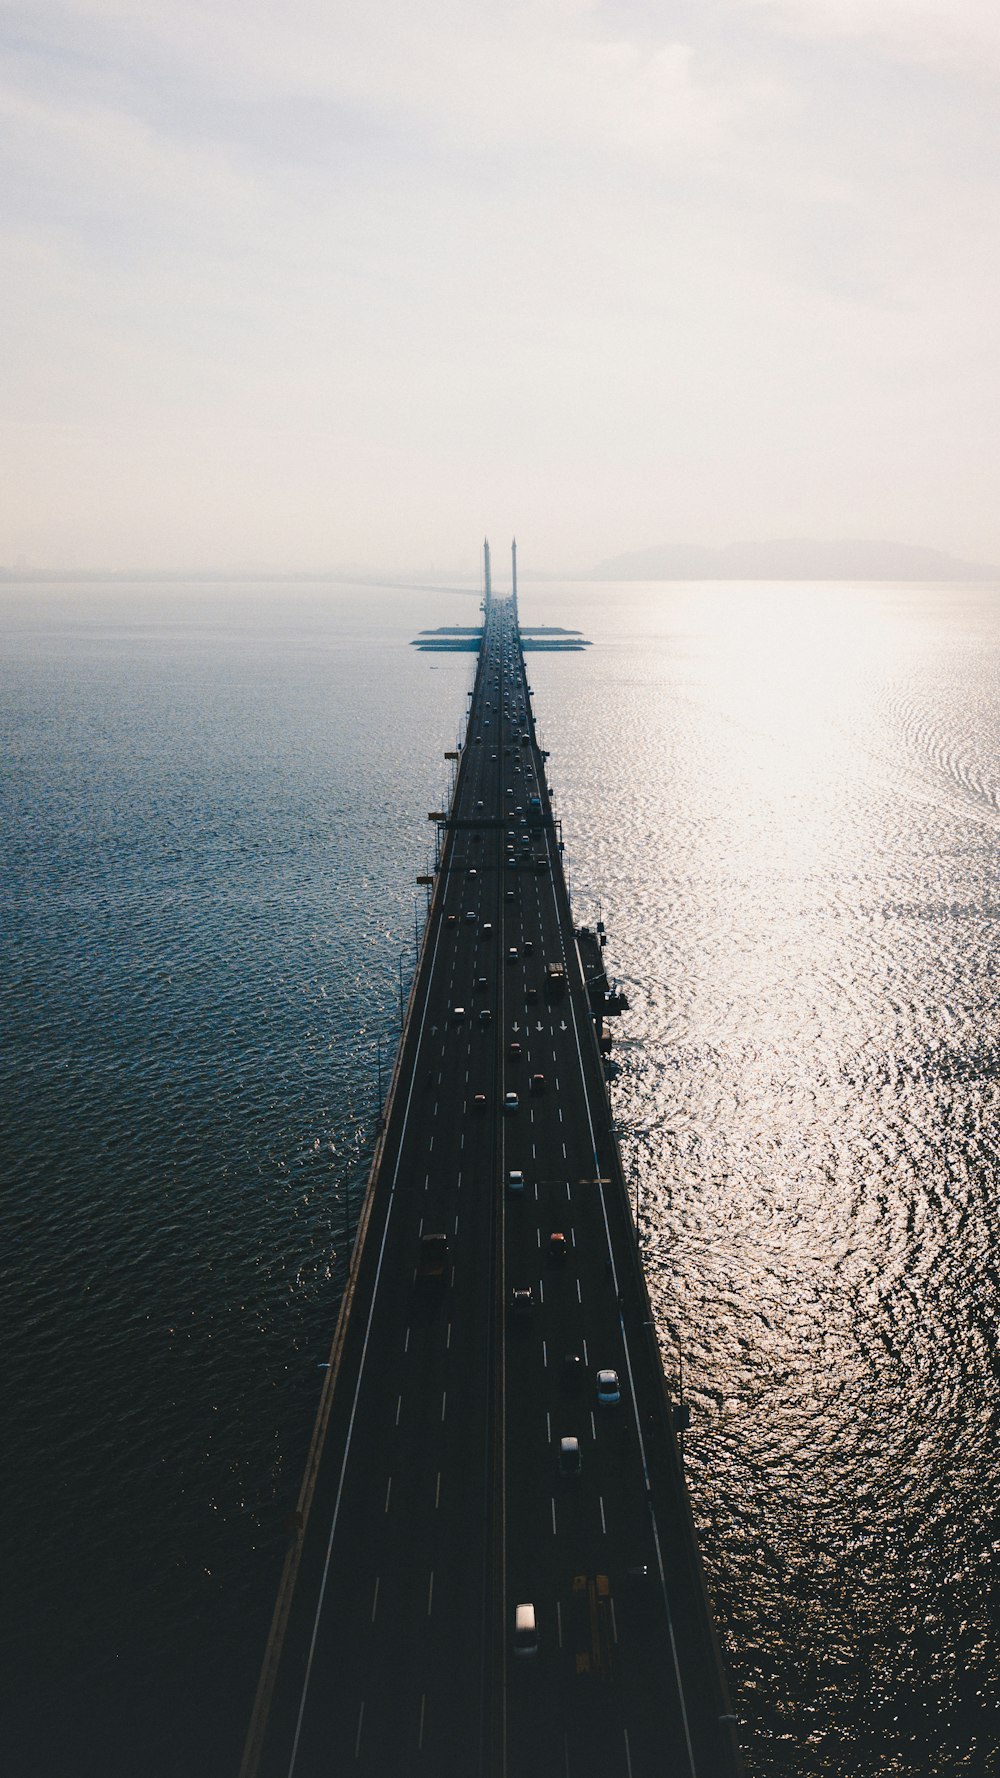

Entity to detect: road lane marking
[427,1570,434,1616]
[538,1278,544,1304]
[418,1694,426,1751]
[354,1702,365,1760]
[370,1578,379,1622]
[576,1279,582,1304]
[583,1338,589,1364]
[551,1498,557,1535]
[562,1141,567,1158]
[404,1327,410,1352]
[623,1728,633,1777]
[446,1321,452,1349]
[395,1395,403,1426]
[556,1601,563,1648]
[435,1471,441,1509]
[440,1390,447,1421]
[546,1410,551,1441]
[384,1476,392,1512]
[599,1495,607,1534]
[610,1598,619,1644]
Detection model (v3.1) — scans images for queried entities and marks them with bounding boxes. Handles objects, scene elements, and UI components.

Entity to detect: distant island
[590,539,1000,582]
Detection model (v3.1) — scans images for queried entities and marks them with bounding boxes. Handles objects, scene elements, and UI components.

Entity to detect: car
[596,1369,621,1407]
[525,986,538,1004]
[560,1352,584,1390]
[473,1092,487,1114]
[467,867,477,878]
[530,1072,545,1094]
[510,1286,533,1320]
[508,1041,522,1060]
[513,1604,538,1656]
[451,1005,466,1023]
[416,1233,449,1282]
[507,946,518,963]
[476,976,488,992]
[558,1436,581,1476]
[465,910,476,923]
[547,1231,568,1264]
[503,1091,519,1113]
[481,922,493,938]
[505,889,515,902]
[507,1168,525,1191]
[476,798,484,808]
[446,913,457,926]
[506,857,518,869]
[478,1008,492,1024]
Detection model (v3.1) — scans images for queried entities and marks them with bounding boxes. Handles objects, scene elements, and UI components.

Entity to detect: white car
[507,1169,525,1192]
[596,1369,621,1407]
[503,1091,519,1113]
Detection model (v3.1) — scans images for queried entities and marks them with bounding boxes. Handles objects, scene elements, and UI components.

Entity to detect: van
[513,1603,538,1656]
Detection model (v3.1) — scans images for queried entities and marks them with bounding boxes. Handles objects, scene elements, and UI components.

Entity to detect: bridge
[241,542,742,1778]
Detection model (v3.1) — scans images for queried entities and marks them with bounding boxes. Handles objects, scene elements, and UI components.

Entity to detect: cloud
[739,0,1000,75]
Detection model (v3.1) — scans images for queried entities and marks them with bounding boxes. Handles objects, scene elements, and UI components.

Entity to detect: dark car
[547,1231,568,1264]
[508,1041,522,1061]
[529,1072,545,1094]
[560,1352,584,1390]
[417,1233,449,1282]
[472,1092,487,1114]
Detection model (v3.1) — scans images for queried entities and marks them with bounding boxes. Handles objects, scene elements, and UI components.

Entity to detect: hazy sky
[3,0,998,573]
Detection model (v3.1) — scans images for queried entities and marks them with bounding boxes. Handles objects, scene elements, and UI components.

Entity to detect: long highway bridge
[241,543,742,1778]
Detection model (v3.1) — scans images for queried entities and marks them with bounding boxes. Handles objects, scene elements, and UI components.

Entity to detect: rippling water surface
[3,577,999,1777]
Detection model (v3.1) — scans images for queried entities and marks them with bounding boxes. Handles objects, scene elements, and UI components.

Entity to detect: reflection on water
[3,576,998,1777]
[525,580,1000,1776]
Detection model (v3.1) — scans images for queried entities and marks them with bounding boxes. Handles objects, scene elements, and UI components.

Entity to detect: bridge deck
[243,589,741,1778]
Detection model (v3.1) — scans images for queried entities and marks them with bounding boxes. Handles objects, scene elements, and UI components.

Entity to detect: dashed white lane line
[440,1390,447,1421]
[384,1475,392,1512]
[370,1577,379,1622]
[599,1495,607,1534]
[435,1471,441,1509]
[354,1701,365,1760]
[427,1570,435,1616]
[395,1394,403,1426]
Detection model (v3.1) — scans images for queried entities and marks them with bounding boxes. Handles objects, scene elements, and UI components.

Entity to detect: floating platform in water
[414,624,590,652]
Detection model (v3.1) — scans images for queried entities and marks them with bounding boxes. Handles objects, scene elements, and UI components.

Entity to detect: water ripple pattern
[0,581,473,1778]
[3,577,999,1777]
[524,579,1000,1778]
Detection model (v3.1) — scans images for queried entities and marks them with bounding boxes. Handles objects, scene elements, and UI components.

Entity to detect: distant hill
[590,538,1000,582]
